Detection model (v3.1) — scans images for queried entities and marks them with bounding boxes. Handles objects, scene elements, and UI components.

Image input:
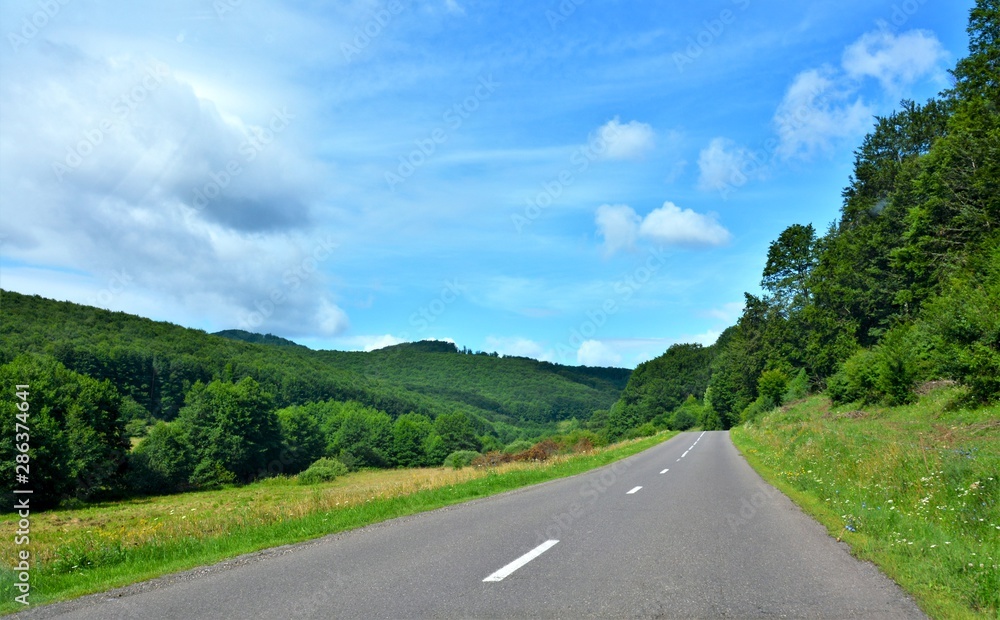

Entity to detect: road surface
[17,431,926,619]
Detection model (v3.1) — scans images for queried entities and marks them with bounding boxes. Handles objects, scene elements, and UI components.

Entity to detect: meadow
[0,432,673,615]
[733,387,999,619]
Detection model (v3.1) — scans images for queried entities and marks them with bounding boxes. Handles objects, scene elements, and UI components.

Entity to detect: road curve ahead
[18,432,926,619]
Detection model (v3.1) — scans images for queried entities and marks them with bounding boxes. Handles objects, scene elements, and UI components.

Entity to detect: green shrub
[189,459,236,488]
[757,370,789,408]
[783,368,809,402]
[828,327,924,406]
[503,440,534,454]
[297,457,349,485]
[671,409,697,431]
[443,450,481,469]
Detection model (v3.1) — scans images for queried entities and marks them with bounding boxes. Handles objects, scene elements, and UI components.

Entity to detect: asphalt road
[18,431,926,619]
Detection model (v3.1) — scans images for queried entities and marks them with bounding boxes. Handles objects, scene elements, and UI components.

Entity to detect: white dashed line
[483,540,559,582]
[681,450,689,458]
[627,486,643,495]
[660,469,669,474]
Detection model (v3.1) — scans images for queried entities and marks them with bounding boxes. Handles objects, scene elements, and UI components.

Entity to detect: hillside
[0,291,627,430]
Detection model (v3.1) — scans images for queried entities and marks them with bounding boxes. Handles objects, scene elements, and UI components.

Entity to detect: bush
[503,440,534,454]
[757,370,789,407]
[783,368,810,402]
[828,327,924,406]
[297,457,349,484]
[671,409,697,431]
[189,459,236,488]
[443,450,481,469]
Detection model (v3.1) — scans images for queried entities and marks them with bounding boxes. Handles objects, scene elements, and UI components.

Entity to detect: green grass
[0,432,675,615]
[732,387,999,620]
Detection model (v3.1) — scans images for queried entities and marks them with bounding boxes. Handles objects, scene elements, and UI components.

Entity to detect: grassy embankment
[732,387,999,619]
[0,432,675,615]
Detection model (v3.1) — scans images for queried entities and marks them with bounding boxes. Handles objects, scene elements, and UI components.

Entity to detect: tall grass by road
[0,432,675,615]
[733,387,999,620]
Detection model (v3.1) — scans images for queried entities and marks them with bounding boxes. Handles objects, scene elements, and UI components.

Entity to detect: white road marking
[627,486,643,495]
[483,540,559,582]
[676,458,681,462]
[660,469,669,474]
[681,450,689,458]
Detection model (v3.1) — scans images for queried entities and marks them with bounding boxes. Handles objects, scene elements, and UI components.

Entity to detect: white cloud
[316,298,351,336]
[356,334,405,351]
[577,340,623,367]
[594,117,655,160]
[697,137,756,193]
[596,204,641,256]
[486,336,554,361]
[842,29,946,91]
[596,201,731,255]
[638,202,732,247]
[774,29,945,161]
[773,68,873,160]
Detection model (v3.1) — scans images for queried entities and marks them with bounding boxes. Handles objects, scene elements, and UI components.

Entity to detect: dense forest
[0,292,629,508]
[606,1,999,434]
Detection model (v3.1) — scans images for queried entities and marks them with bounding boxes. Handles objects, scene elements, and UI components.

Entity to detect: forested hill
[0,290,627,429]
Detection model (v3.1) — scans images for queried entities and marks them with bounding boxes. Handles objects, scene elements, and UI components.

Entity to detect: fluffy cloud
[486,336,554,361]
[594,117,655,160]
[596,204,642,255]
[774,29,945,160]
[577,340,623,367]
[0,44,343,338]
[697,137,756,193]
[773,68,873,160]
[596,202,731,255]
[842,29,946,91]
[638,202,731,247]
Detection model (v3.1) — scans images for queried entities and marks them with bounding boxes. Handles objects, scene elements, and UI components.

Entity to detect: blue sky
[0,0,974,367]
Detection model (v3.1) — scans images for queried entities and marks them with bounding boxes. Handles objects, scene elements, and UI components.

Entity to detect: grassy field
[0,432,675,615]
[732,387,999,620]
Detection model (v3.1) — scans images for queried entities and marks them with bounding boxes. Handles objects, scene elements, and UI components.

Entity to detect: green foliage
[503,439,534,454]
[783,368,810,402]
[669,395,702,431]
[277,405,325,474]
[434,411,481,454]
[391,413,434,467]
[127,421,192,494]
[442,450,481,469]
[177,377,282,484]
[757,370,789,408]
[609,343,717,439]
[0,354,129,508]
[297,457,349,484]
